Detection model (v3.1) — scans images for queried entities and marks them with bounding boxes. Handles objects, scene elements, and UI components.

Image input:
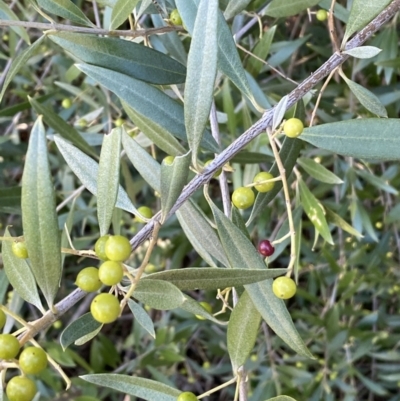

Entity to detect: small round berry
[0,309,6,330]
[177,392,198,401]
[144,263,158,273]
[90,293,120,324]
[135,206,153,223]
[231,187,255,210]
[6,376,37,401]
[19,347,48,374]
[258,240,275,257]
[61,98,72,109]
[283,118,304,138]
[253,172,275,193]
[272,277,297,299]
[170,9,183,26]
[204,159,222,178]
[77,118,88,127]
[11,241,28,259]
[104,235,131,262]
[75,267,102,292]
[195,302,212,320]
[163,156,175,166]
[0,334,20,359]
[95,235,110,261]
[114,118,124,127]
[98,261,124,286]
[316,9,328,21]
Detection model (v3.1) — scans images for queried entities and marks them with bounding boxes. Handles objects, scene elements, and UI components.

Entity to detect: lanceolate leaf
[343,0,391,45]
[176,200,229,268]
[209,201,313,358]
[81,374,180,401]
[60,313,102,350]
[297,157,344,184]
[325,206,363,239]
[342,46,382,59]
[144,267,288,290]
[265,397,298,401]
[340,74,387,117]
[301,119,400,160]
[160,152,191,221]
[21,117,62,308]
[127,300,155,338]
[228,291,261,371]
[37,0,95,27]
[110,0,140,30]
[0,36,44,103]
[29,96,97,158]
[299,179,334,245]
[76,64,218,153]
[2,228,45,313]
[133,280,185,310]
[54,135,137,214]
[122,130,161,192]
[264,0,320,18]
[97,128,122,236]
[224,0,253,19]
[185,0,218,164]
[176,0,254,102]
[49,32,186,85]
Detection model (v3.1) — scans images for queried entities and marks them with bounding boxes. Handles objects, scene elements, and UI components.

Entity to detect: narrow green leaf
[209,201,313,358]
[342,46,382,59]
[298,179,334,245]
[301,119,400,160]
[357,169,398,195]
[60,313,102,350]
[144,267,288,290]
[49,32,186,85]
[22,117,62,308]
[176,200,229,268]
[297,157,344,184]
[265,397,298,401]
[37,0,95,27]
[325,206,363,239]
[185,0,218,164]
[343,0,391,45]
[180,295,226,324]
[0,36,44,103]
[224,0,253,19]
[76,63,218,153]
[97,128,122,236]
[247,26,277,77]
[29,96,97,158]
[2,228,45,313]
[123,104,186,156]
[0,0,30,43]
[110,0,140,30]
[127,300,155,338]
[122,130,161,192]
[54,135,137,215]
[160,152,191,221]
[248,137,302,224]
[0,186,21,214]
[228,291,261,370]
[81,374,180,401]
[341,74,387,117]
[134,280,185,310]
[176,0,254,102]
[264,0,320,17]
[0,270,9,304]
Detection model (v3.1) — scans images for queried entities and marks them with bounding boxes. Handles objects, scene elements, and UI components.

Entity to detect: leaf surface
[265,0,320,17]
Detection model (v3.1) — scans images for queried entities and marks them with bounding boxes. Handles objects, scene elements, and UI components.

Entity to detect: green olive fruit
[90,293,120,324]
[19,347,48,374]
[231,187,255,209]
[104,235,131,262]
[98,261,124,286]
[75,267,102,292]
[95,235,110,261]
[272,276,297,299]
[170,9,183,26]
[6,376,37,401]
[135,206,153,223]
[11,241,28,259]
[0,334,20,359]
[253,172,275,193]
[283,118,304,138]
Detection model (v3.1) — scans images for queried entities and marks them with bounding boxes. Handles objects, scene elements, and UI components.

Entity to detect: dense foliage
[1,1,400,401]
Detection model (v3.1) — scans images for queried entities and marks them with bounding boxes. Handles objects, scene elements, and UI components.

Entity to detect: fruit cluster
[76,235,133,324]
[0,313,48,401]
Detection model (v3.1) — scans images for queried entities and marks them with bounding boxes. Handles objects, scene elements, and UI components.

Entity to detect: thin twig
[0,19,182,38]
